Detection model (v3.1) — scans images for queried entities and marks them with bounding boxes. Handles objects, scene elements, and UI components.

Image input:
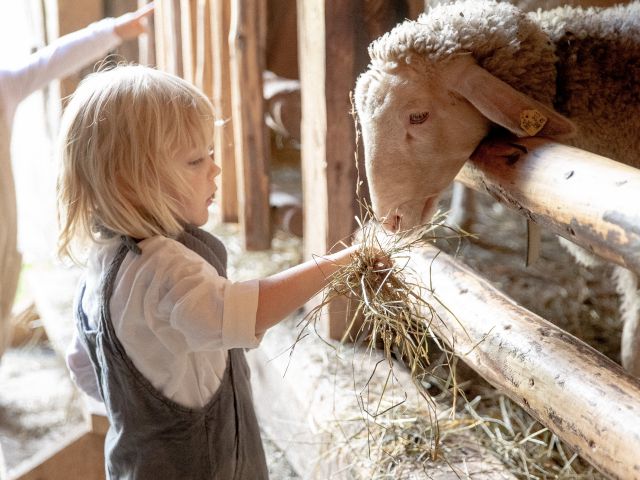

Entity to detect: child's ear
[447,57,576,139]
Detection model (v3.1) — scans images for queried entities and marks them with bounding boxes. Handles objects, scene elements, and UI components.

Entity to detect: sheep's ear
[448,57,576,139]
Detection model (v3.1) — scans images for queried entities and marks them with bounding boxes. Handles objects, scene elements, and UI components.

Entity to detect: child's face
[176,146,221,226]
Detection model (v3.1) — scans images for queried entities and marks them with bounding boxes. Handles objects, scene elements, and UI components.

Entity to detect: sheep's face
[355,60,490,232]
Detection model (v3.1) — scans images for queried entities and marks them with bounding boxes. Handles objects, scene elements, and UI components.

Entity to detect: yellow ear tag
[520,109,547,136]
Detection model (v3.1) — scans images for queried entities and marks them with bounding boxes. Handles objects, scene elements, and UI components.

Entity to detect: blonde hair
[57,65,214,261]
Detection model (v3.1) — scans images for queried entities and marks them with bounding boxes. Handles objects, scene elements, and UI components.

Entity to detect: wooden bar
[105,0,140,63]
[153,0,166,69]
[195,0,213,99]
[156,0,183,76]
[407,244,640,479]
[229,0,270,249]
[211,0,238,222]
[44,0,103,100]
[457,137,640,275]
[180,0,198,83]
[297,0,360,338]
[138,0,156,66]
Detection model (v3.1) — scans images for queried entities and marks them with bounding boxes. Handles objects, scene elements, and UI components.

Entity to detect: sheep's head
[355,56,490,231]
[354,1,575,232]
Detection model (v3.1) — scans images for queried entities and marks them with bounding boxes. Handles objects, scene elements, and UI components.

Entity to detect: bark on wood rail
[456,137,640,275]
[407,245,640,479]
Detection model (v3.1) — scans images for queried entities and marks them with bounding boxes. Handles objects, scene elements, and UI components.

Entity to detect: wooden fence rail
[407,244,640,480]
[457,137,640,275]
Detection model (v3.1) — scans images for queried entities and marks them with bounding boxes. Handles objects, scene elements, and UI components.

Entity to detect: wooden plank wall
[155,0,268,249]
[297,0,415,338]
[104,0,140,62]
[211,0,238,223]
[228,0,271,250]
[297,0,361,338]
[42,0,103,121]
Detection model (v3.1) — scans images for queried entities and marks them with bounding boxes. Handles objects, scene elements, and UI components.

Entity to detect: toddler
[58,65,360,479]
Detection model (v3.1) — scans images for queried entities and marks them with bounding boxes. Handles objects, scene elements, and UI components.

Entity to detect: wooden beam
[179,0,198,82]
[43,0,103,101]
[457,137,640,276]
[297,0,361,338]
[211,0,238,222]
[195,0,213,99]
[407,244,640,479]
[155,0,183,75]
[138,0,156,66]
[105,0,140,63]
[229,0,270,250]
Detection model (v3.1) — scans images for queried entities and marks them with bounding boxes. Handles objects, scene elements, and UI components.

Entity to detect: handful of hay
[303,211,465,377]
[295,212,471,458]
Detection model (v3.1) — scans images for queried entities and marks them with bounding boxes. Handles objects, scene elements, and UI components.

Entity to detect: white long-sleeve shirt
[66,236,261,409]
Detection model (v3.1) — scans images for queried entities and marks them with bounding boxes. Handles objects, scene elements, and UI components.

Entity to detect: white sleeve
[139,239,261,352]
[65,330,103,402]
[0,17,121,119]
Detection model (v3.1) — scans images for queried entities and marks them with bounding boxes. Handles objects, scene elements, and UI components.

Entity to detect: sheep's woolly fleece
[358,0,640,166]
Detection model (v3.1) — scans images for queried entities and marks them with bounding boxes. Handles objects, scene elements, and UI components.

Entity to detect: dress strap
[120,235,142,255]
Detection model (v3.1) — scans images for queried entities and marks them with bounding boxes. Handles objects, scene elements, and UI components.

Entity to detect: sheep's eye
[409,111,429,124]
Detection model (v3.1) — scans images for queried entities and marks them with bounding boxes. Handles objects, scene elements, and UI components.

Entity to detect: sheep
[354,0,640,375]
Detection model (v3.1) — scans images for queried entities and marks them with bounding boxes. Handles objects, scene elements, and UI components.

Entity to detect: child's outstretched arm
[255,244,360,335]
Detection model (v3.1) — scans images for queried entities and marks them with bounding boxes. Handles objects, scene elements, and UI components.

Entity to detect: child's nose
[209,160,221,179]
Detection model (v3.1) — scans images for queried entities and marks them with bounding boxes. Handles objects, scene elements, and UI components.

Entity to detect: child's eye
[188,158,204,166]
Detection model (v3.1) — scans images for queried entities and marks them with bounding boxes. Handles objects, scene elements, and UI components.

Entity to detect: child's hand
[114,2,155,41]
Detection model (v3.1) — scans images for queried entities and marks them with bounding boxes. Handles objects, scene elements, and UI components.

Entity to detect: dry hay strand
[293,211,605,479]
[294,211,473,461]
[464,389,604,479]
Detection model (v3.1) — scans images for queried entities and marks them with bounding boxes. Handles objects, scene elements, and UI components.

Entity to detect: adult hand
[114,2,155,41]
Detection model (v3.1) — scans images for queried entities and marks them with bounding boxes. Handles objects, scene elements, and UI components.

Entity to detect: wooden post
[297,0,362,338]
[211,0,238,222]
[43,0,103,100]
[105,0,140,63]
[194,0,213,99]
[229,0,270,250]
[155,0,183,76]
[180,0,198,83]
[138,0,156,66]
[457,137,640,276]
[407,244,640,479]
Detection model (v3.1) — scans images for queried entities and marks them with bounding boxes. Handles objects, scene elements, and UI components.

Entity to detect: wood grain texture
[458,137,640,275]
[408,244,640,479]
[229,0,270,249]
[297,0,361,338]
[211,0,238,222]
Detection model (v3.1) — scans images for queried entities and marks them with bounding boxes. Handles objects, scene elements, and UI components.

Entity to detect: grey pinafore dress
[75,225,269,479]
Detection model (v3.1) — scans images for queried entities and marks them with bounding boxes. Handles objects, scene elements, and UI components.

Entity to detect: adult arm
[0,4,153,121]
